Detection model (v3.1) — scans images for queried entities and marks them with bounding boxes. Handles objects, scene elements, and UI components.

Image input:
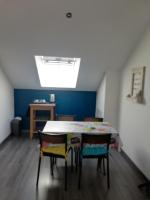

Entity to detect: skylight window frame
[35,56,81,88]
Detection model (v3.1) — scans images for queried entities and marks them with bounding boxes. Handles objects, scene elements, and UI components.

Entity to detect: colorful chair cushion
[41,143,68,159]
[82,144,108,156]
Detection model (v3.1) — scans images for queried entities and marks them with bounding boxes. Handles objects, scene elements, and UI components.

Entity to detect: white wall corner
[0,66,14,143]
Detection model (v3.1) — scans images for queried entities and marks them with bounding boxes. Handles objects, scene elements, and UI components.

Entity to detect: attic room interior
[1,0,150,199]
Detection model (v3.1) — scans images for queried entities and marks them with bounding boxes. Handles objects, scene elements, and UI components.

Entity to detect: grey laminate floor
[0,136,148,200]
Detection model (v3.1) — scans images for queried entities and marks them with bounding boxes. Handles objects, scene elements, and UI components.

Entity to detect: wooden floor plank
[0,136,148,200]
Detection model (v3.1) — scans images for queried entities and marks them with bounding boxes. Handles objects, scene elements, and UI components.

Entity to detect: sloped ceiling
[0,0,150,91]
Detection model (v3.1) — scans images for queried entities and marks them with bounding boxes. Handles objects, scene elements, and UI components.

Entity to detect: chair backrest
[57,115,75,121]
[38,131,67,152]
[81,133,111,151]
[83,117,103,122]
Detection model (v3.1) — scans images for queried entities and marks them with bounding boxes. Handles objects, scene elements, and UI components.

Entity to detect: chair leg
[75,148,79,172]
[54,157,57,165]
[65,160,67,191]
[36,155,41,187]
[103,157,106,175]
[74,148,77,172]
[50,157,54,176]
[97,157,102,171]
[107,155,110,189]
[71,148,73,172]
[52,157,57,165]
[78,157,82,189]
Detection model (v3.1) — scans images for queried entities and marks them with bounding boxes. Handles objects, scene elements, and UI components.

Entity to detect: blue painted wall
[14,89,96,130]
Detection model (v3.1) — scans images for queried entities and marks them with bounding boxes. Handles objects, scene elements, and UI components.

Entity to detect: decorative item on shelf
[33,99,47,104]
[126,66,146,104]
[49,94,55,103]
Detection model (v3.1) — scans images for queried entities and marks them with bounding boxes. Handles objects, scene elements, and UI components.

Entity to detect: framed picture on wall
[127,66,146,103]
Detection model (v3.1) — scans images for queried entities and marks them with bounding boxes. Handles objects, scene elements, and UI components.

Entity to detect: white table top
[43,121,118,135]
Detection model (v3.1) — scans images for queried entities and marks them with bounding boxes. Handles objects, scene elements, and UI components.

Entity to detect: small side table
[29,103,56,139]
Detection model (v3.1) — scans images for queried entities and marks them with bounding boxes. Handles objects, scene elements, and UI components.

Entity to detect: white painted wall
[104,70,120,129]
[0,67,14,143]
[119,26,150,179]
[96,70,120,129]
[95,75,106,118]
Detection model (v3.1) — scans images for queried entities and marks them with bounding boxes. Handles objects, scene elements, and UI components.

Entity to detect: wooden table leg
[30,108,33,139]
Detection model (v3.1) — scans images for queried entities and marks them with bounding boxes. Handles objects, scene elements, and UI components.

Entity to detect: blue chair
[78,133,111,189]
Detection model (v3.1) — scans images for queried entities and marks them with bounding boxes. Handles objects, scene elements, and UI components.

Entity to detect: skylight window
[35,56,81,88]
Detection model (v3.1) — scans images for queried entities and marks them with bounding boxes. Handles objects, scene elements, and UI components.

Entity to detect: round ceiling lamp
[66,12,72,18]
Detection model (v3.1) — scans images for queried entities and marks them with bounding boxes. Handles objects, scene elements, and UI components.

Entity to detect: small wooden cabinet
[29,103,56,139]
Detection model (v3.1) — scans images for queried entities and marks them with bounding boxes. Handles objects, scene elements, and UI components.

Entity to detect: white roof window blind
[35,56,81,88]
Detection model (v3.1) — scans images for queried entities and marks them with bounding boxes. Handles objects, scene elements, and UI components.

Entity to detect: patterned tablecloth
[43,121,122,151]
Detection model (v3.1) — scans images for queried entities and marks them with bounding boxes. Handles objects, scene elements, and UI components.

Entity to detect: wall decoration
[126,66,146,103]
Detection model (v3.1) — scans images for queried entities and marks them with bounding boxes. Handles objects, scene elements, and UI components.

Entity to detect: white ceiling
[0,0,150,91]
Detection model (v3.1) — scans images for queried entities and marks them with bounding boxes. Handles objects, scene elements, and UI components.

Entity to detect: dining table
[43,121,122,151]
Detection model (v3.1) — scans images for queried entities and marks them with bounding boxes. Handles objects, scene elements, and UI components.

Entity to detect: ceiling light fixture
[66,12,72,18]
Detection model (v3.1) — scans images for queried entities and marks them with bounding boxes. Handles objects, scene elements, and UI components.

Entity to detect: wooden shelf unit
[29,103,56,139]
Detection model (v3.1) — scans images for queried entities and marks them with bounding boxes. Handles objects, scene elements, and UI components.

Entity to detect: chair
[84,117,103,122]
[36,131,72,190]
[83,117,105,173]
[57,114,80,171]
[78,133,111,189]
[56,114,75,121]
